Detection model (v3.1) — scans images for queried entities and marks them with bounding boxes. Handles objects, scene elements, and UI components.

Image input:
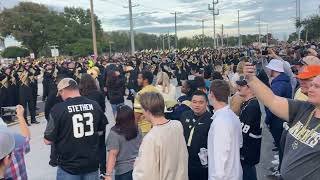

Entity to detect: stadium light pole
[90,0,98,61]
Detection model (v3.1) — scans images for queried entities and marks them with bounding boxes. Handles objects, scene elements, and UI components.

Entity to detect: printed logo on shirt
[288,121,320,148]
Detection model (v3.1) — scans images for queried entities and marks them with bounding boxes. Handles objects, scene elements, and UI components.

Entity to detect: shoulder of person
[169,120,184,129]
[204,111,213,120]
[180,110,193,118]
[289,99,313,111]
[213,111,238,126]
[51,101,67,114]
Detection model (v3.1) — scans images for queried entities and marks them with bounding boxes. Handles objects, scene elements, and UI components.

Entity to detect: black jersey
[44,96,108,175]
[239,98,262,166]
[179,110,212,172]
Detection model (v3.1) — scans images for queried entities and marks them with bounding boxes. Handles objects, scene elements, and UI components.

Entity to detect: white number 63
[72,113,94,138]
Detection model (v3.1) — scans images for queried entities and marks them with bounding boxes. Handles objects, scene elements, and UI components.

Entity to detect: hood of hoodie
[271,72,290,84]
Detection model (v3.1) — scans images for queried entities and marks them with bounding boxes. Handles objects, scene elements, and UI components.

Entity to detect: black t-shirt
[44,96,108,175]
[239,98,262,166]
[179,110,212,170]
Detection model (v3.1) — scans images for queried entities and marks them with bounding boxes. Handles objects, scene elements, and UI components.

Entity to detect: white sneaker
[271,159,279,165]
[274,155,279,160]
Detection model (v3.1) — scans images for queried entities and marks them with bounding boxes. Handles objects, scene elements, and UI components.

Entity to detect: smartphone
[249,58,257,66]
[262,50,268,56]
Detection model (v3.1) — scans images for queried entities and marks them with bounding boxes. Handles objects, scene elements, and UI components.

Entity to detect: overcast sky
[1,0,320,44]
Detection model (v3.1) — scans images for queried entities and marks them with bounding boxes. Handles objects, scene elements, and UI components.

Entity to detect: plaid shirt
[5,135,30,180]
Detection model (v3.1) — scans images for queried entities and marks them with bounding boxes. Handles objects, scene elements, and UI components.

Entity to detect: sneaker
[274,155,279,160]
[99,173,106,179]
[266,170,281,179]
[271,159,280,165]
[31,120,40,124]
[268,166,278,172]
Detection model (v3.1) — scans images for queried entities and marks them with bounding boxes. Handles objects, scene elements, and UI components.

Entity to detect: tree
[0,2,105,58]
[1,46,29,58]
[300,15,320,41]
[0,2,53,58]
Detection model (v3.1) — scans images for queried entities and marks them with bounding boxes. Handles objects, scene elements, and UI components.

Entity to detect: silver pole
[129,0,135,55]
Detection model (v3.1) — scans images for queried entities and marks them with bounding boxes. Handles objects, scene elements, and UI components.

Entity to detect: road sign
[51,49,59,57]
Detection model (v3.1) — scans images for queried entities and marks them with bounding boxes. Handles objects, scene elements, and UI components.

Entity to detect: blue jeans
[56,167,99,180]
[242,164,257,180]
[111,103,124,117]
[115,170,133,180]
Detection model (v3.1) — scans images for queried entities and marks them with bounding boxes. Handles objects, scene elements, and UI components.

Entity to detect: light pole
[90,0,98,61]
[197,19,207,48]
[208,0,219,49]
[109,41,113,58]
[170,12,181,49]
[129,0,135,55]
[238,10,241,47]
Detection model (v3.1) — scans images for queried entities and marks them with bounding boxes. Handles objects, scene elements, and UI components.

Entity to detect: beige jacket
[133,120,188,180]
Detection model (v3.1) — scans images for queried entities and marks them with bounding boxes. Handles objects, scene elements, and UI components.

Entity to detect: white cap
[0,127,15,160]
[266,59,284,73]
[0,117,8,127]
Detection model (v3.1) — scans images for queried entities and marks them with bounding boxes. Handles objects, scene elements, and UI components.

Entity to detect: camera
[1,106,17,117]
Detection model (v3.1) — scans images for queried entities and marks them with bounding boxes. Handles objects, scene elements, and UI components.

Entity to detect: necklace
[292,109,320,149]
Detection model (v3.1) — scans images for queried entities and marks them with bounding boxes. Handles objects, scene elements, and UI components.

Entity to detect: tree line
[1,2,281,59]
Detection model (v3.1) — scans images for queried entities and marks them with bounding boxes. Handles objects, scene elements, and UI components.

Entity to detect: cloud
[2,0,319,41]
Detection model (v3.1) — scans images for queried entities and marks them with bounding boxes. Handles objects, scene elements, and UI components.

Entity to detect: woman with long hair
[155,72,176,104]
[79,73,107,178]
[105,69,125,116]
[105,105,142,180]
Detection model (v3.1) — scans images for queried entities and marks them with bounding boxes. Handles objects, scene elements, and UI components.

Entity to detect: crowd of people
[0,41,320,180]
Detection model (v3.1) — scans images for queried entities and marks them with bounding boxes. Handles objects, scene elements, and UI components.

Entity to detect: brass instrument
[0,76,9,88]
[176,60,182,74]
[18,71,29,86]
[10,71,16,85]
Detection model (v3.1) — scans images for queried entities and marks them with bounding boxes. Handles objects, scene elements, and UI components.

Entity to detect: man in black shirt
[179,90,212,180]
[44,78,108,180]
[236,77,262,180]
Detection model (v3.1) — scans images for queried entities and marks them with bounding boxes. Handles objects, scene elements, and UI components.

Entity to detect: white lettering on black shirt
[67,104,94,113]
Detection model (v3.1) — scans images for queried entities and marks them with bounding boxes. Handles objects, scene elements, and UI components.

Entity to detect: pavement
[6,79,278,180]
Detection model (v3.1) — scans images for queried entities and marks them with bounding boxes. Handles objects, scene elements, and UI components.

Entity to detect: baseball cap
[57,78,77,92]
[56,78,78,96]
[0,127,15,160]
[296,65,320,80]
[236,76,248,86]
[0,117,8,127]
[266,59,284,73]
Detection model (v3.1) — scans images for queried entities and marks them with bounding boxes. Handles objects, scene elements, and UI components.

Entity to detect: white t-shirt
[208,106,243,180]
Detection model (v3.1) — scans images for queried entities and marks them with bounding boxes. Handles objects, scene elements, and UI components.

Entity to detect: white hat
[0,127,15,160]
[266,59,284,73]
[0,117,8,127]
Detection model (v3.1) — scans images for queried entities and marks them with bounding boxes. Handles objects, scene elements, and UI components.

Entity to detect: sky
[1,0,320,46]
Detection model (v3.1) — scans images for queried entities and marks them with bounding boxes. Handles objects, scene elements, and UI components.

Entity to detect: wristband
[105,172,113,176]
